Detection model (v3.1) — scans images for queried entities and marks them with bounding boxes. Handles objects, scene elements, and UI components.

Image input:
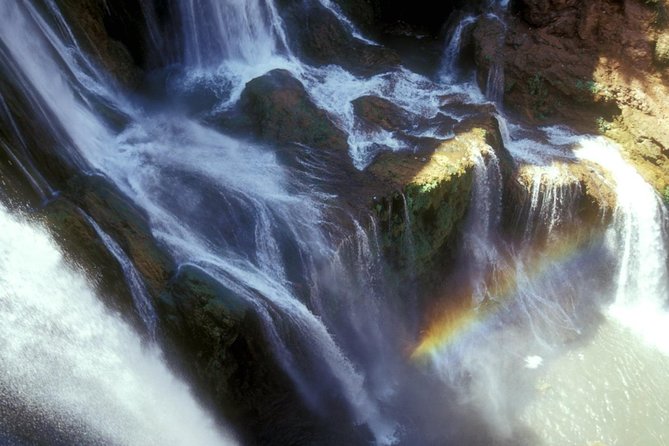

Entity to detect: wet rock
[352,95,410,131]
[471,15,507,98]
[157,265,369,446]
[38,197,144,329]
[56,0,157,87]
[240,69,348,151]
[367,111,515,278]
[65,175,174,296]
[352,95,460,148]
[278,0,400,76]
[507,161,616,243]
[336,0,484,36]
[369,130,473,275]
[157,265,251,410]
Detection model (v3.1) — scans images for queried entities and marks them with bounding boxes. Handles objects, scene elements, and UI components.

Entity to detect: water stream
[0,0,667,445]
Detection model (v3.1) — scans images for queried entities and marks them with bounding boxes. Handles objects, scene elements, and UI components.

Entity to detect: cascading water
[0,205,237,445]
[1,0,669,445]
[177,0,290,68]
[439,15,477,82]
[83,213,159,340]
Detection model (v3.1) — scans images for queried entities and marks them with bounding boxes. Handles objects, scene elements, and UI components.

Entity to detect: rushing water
[0,0,668,445]
[0,205,237,445]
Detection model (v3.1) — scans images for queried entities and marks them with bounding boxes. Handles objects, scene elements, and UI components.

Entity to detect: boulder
[240,69,349,151]
[352,95,411,131]
[278,0,400,76]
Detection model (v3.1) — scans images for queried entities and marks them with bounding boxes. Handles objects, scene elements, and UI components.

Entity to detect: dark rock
[38,197,145,330]
[278,0,401,76]
[240,69,349,151]
[352,95,411,131]
[157,265,370,446]
[65,175,174,296]
[55,0,163,87]
[336,0,485,36]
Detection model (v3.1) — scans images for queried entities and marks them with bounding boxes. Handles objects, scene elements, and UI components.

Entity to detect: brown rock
[240,69,349,151]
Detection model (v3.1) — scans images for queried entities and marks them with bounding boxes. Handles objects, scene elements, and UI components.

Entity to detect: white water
[2,1,669,445]
[0,2,398,443]
[0,205,237,445]
[83,213,158,340]
[440,15,477,81]
[575,137,669,354]
[178,0,290,68]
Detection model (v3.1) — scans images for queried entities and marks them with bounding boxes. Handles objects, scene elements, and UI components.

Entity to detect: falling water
[0,205,237,445]
[0,1,398,443]
[82,213,159,340]
[485,62,505,105]
[440,15,477,81]
[177,0,290,68]
[575,138,669,350]
[1,1,669,445]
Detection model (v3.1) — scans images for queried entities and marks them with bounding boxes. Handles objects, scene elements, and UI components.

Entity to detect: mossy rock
[369,128,485,276]
[158,265,250,394]
[65,174,174,295]
[157,265,366,445]
[240,69,348,151]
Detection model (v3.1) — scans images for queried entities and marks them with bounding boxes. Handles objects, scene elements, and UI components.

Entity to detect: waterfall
[2,2,669,445]
[575,137,669,353]
[464,147,503,306]
[0,2,398,443]
[485,62,505,105]
[439,15,477,81]
[0,205,237,445]
[82,212,159,340]
[317,0,378,45]
[177,0,290,68]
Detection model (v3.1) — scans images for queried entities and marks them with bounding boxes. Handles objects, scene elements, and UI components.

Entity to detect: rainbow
[411,229,604,361]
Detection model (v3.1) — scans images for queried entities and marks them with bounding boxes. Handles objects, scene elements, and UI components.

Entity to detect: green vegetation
[645,0,667,27]
[663,186,669,205]
[575,79,602,94]
[528,73,550,119]
[596,116,612,133]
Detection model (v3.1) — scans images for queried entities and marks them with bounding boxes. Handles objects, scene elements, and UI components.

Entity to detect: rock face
[66,175,174,297]
[240,69,349,152]
[336,0,484,36]
[368,116,510,278]
[157,265,370,446]
[278,0,400,76]
[56,0,160,87]
[472,0,669,192]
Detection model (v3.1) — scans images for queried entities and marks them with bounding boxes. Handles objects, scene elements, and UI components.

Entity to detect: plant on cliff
[528,73,550,119]
[663,186,669,205]
[644,0,668,26]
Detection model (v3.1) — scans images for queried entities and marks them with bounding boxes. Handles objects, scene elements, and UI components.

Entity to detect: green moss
[528,73,550,119]
[663,186,669,205]
[374,168,474,276]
